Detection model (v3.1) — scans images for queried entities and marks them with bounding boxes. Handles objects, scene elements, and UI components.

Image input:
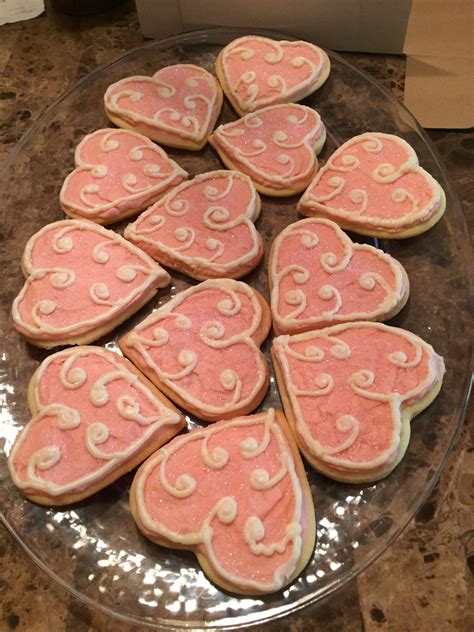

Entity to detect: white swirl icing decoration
[388,342,422,368]
[59,354,87,390]
[86,422,111,459]
[327,153,360,172]
[159,349,197,381]
[116,266,137,282]
[249,452,289,491]
[159,453,197,498]
[57,406,81,430]
[201,435,229,470]
[52,227,74,253]
[219,369,242,404]
[239,408,273,458]
[166,198,189,217]
[172,226,195,251]
[29,446,61,475]
[322,415,360,456]
[217,288,242,316]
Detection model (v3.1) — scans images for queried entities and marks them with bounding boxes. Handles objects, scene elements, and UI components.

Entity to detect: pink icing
[124,170,262,278]
[8,347,181,496]
[121,280,268,418]
[60,129,187,223]
[210,104,325,191]
[271,218,407,333]
[221,36,328,113]
[273,323,444,472]
[299,133,442,231]
[12,220,170,343]
[135,410,303,591]
[104,64,220,144]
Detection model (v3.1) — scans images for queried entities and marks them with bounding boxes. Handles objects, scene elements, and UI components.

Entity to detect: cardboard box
[135,0,413,54]
[403,0,473,128]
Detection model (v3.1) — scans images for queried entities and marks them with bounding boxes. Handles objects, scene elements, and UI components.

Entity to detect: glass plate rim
[1,27,473,630]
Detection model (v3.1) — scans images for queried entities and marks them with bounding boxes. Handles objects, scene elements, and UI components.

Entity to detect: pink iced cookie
[60,128,187,225]
[216,35,330,116]
[124,170,264,280]
[120,279,271,422]
[269,218,409,334]
[12,219,171,348]
[272,322,445,483]
[209,103,326,196]
[8,346,184,505]
[298,132,446,238]
[130,408,315,595]
[104,64,223,150]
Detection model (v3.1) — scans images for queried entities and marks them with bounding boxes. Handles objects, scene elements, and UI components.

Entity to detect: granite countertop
[0,2,472,630]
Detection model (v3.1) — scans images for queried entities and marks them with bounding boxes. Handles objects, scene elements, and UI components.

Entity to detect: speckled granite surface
[0,2,472,631]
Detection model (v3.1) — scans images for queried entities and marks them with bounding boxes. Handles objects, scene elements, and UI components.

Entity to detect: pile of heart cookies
[8,35,446,596]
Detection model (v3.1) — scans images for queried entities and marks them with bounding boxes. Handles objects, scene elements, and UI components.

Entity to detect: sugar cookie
[12,219,170,348]
[272,322,445,483]
[130,408,315,594]
[124,170,263,280]
[104,64,223,150]
[60,128,187,225]
[269,217,409,334]
[8,346,184,505]
[216,35,330,116]
[298,132,446,238]
[120,279,271,422]
[209,103,326,196]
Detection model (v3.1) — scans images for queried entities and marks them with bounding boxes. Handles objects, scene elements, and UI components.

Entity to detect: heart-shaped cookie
[124,170,264,280]
[269,217,409,334]
[120,279,271,422]
[209,103,326,196]
[216,35,330,116]
[60,128,187,225]
[272,322,445,483]
[12,219,170,348]
[104,64,223,150]
[298,132,446,238]
[8,346,184,505]
[130,408,315,595]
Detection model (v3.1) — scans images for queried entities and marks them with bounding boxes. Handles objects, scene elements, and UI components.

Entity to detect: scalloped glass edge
[1,27,473,630]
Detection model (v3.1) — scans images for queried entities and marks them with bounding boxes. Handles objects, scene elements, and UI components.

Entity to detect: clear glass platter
[0,29,472,630]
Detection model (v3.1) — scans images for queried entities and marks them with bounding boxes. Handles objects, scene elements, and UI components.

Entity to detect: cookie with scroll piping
[298,132,446,238]
[269,217,409,334]
[119,279,271,422]
[104,64,223,150]
[272,322,445,483]
[216,35,330,116]
[124,170,264,280]
[60,128,187,225]
[8,346,184,506]
[209,103,326,196]
[129,408,315,595]
[12,219,170,348]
